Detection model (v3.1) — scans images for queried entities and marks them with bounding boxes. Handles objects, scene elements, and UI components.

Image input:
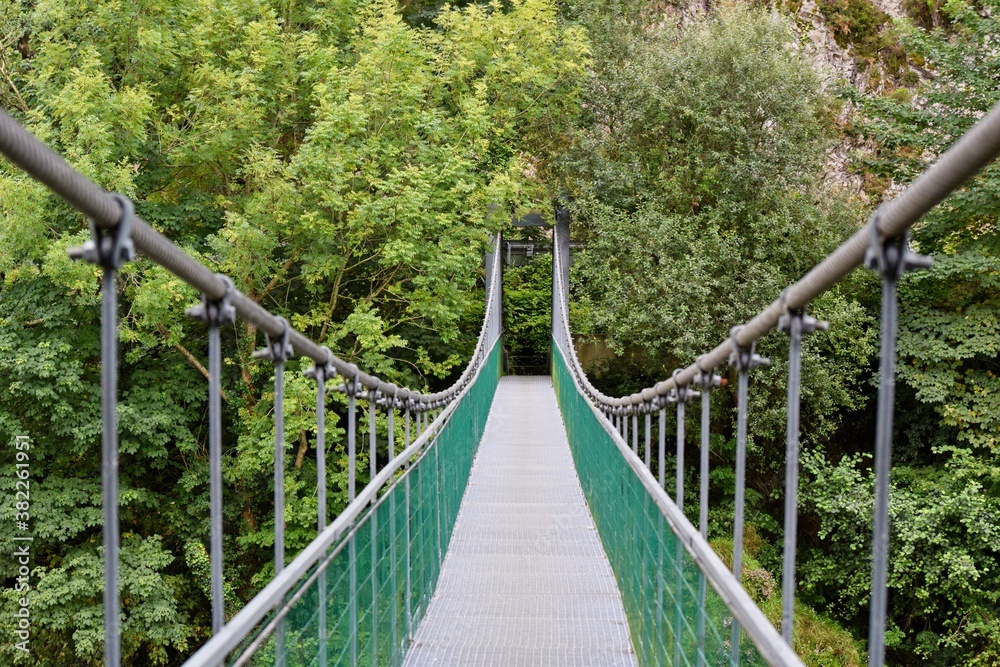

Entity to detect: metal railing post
[303,348,335,665]
[404,402,413,645]
[644,411,652,469]
[658,407,666,489]
[346,377,359,667]
[69,193,135,667]
[669,370,699,667]
[728,329,769,666]
[387,392,398,661]
[632,412,638,456]
[693,358,721,667]
[252,317,293,667]
[865,223,931,667]
[777,304,828,645]
[369,390,379,667]
[187,275,237,637]
[434,409,443,565]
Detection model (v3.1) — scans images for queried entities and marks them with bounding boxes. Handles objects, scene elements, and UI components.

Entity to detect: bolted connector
[864,215,933,281]
[187,274,237,328]
[303,346,337,384]
[693,355,723,389]
[68,193,136,270]
[729,326,771,372]
[778,311,829,336]
[667,368,700,404]
[253,316,294,363]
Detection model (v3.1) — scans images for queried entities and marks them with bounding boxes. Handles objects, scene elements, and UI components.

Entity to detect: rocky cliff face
[794,0,863,90]
[658,0,920,198]
[779,0,916,197]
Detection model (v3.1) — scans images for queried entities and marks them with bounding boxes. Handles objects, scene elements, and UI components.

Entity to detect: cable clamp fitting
[252,316,294,363]
[303,346,337,384]
[68,193,136,270]
[667,369,700,403]
[341,368,362,399]
[693,355,723,389]
[864,212,933,282]
[728,326,770,372]
[778,309,829,337]
[186,274,236,328]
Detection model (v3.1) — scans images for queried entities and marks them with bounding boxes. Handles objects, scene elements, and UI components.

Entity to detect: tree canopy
[0,0,587,662]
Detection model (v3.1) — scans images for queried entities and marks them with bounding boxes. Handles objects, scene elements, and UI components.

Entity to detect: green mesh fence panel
[237,341,502,666]
[552,342,767,667]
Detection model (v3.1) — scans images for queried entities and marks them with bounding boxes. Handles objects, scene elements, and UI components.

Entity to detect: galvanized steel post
[693,358,721,667]
[252,317,293,667]
[728,329,769,666]
[777,305,828,645]
[864,223,931,667]
[186,275,236,636]
[68,193,135,667]
[303,347,335,667]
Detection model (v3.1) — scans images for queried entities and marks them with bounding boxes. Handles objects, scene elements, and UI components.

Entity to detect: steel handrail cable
[0,107,500,408]
[0,105,505,665]
[557,100,1000,410]
[550,227,805,666]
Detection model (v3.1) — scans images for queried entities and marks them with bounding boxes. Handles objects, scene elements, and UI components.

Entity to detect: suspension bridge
[1,100,999,667]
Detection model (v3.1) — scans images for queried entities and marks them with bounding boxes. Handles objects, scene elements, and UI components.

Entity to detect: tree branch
[156,323,229,402]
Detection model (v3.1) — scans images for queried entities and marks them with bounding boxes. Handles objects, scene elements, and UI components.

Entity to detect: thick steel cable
[0,108,498,407]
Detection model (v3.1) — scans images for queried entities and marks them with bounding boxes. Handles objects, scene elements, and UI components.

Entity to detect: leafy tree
[503,253,553,374]
[0,0,588,662]
[556,4,885,663]
[798,3,1000,663]
[560,1,878,521]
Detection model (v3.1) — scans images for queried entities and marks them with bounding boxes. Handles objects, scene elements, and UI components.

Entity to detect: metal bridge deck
[404,376,637,666]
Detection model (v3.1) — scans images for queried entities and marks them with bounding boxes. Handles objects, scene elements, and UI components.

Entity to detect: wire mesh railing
[550,221,800,667]
[550,100,1000,667]
[0,108,504,666]
[552,348,770,667]
[220,342,502,667]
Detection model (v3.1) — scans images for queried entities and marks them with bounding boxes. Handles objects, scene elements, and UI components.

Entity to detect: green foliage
[898,255,1000,453]
[857,2,1000,463]
[556,7,885,662]
[0,0,588,661]
[795,5,1000,662]
[562,1,877,484]
[503,254,553,374]
[815,0,908,75]
[713,531,865,666]
[800,451,1000,665]
[0,535,189,665]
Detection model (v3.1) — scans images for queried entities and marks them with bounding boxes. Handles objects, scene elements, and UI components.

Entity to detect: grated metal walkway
[404,376,637,666]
